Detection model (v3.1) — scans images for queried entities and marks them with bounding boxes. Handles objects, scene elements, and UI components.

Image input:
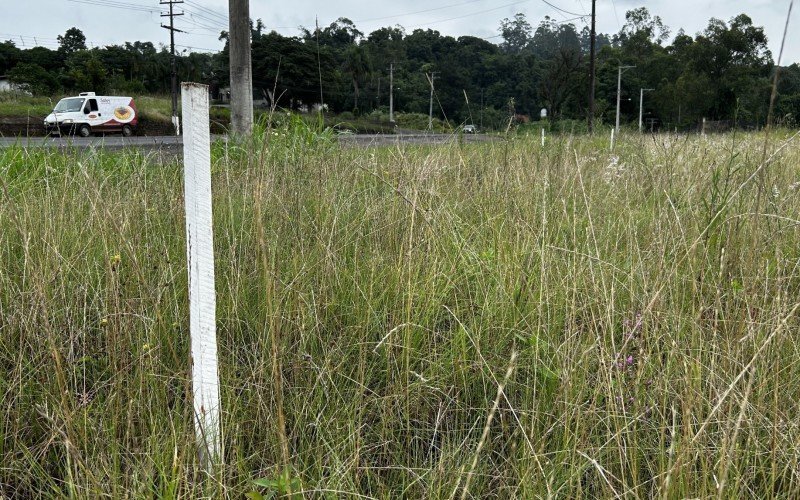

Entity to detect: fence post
[181,82,221,472]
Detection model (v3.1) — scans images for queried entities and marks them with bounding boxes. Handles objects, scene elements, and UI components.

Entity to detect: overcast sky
[1,0,797,64]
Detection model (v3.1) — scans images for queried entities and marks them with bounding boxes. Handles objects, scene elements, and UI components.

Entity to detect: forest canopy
[2,8,799,130]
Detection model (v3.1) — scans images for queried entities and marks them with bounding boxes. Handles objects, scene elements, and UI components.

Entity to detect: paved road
[0,133,497,150]
[0,135,185,149]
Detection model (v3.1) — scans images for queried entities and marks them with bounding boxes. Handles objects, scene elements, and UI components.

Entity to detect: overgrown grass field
[1,128,800,498]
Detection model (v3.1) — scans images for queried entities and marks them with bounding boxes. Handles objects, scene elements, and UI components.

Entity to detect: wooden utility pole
[161,0,184,135]
[228,0,253,135]
[587,0,596,134]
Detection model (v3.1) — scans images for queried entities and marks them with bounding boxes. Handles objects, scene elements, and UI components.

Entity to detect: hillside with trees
[2,7,799,130]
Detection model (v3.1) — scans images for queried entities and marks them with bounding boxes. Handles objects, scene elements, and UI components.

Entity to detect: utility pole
[615,65,635,134]
[228,0,253,135]
[639,88,654,133]
[427,71,439,131]
[588,0,596,134]
[161,0,184,135]
[480,88,484,129]
[389,62,394,124]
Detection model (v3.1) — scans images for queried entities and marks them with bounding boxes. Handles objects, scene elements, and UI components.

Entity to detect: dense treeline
[0,28,223,103]
[2,7,800,129]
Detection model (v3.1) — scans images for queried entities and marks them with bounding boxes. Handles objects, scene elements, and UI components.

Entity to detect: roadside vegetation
[2,6,800,131]
[2,122,800,497]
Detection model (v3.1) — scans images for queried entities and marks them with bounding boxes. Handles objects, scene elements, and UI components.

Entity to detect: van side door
[83,98,104,129]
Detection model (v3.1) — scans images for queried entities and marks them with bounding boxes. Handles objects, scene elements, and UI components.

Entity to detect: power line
[183,0,228,23]
[540,0,585,17]
[67,0,160,13]
[609,0,621,29]
[354,0,486,24]
[0,33,60,43]
[408,0,533,28]
[182,8,228,28]
[179,16,226,33]
[175,44,219,52]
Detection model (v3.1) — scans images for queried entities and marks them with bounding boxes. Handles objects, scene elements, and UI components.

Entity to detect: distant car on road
[462,124,477,134]
[44,92,138,137]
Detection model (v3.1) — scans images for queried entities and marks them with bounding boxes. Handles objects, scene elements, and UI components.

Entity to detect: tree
[0,40,21,75]
[531,17,581,59]
[8,63,59,95]
[304,18,363,50]
[343,45,371,113]
[499,13,532,54]
[63,51,108,93]
[58,27,87,55]
[618,8,670,46]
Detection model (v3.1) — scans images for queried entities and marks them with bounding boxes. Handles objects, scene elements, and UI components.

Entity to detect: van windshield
[54,98,85,113]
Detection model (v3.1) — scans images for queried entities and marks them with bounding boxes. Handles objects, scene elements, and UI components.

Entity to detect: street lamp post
[639,88,654,133]
[615,65,635,134]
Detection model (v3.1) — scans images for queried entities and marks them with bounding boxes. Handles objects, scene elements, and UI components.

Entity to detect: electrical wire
[355,0,586,31]
[66,0,160,14]
[354,0,486,24]
[181,8,228,29]
[404,0,534,29]
[540,0,584,17]
[183,0,228,23]
[175,43,219,52]
[609,0,621,29]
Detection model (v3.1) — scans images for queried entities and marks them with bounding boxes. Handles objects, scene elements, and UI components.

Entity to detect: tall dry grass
[1,128,800,498]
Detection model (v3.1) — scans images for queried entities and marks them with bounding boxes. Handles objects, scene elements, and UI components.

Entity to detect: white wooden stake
[610,127,615,151]
[181,82,221,471]
[541,128,545,147]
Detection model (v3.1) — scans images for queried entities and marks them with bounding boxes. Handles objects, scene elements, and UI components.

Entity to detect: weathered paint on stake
[181,82,221,470]
[610,127,615,151]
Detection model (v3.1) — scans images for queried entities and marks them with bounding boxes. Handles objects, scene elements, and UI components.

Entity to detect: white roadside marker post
[610,127,616,151]
[541,128,545,147]
[181,82,221,472]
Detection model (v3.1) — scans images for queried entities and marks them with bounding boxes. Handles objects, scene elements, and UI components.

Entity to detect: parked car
[44,92,138,137]
[462,124,477,134]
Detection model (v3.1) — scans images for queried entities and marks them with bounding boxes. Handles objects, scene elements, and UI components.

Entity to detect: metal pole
[389,62,394,123]
[427,72,438,131]
[639,88,654,133]
[588,0,596,134]
[480,88,484,129]
[228,0,253,135]
[615,65,635,135]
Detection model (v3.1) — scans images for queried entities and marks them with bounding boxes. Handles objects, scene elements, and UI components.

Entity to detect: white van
[44,92,138,137]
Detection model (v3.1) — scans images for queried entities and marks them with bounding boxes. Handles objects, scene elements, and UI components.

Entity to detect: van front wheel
[77,124,92,138]
[122,125,134,137]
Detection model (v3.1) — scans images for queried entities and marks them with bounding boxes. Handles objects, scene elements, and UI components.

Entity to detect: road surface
[0,135,185,149]
[0,133,497,150]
